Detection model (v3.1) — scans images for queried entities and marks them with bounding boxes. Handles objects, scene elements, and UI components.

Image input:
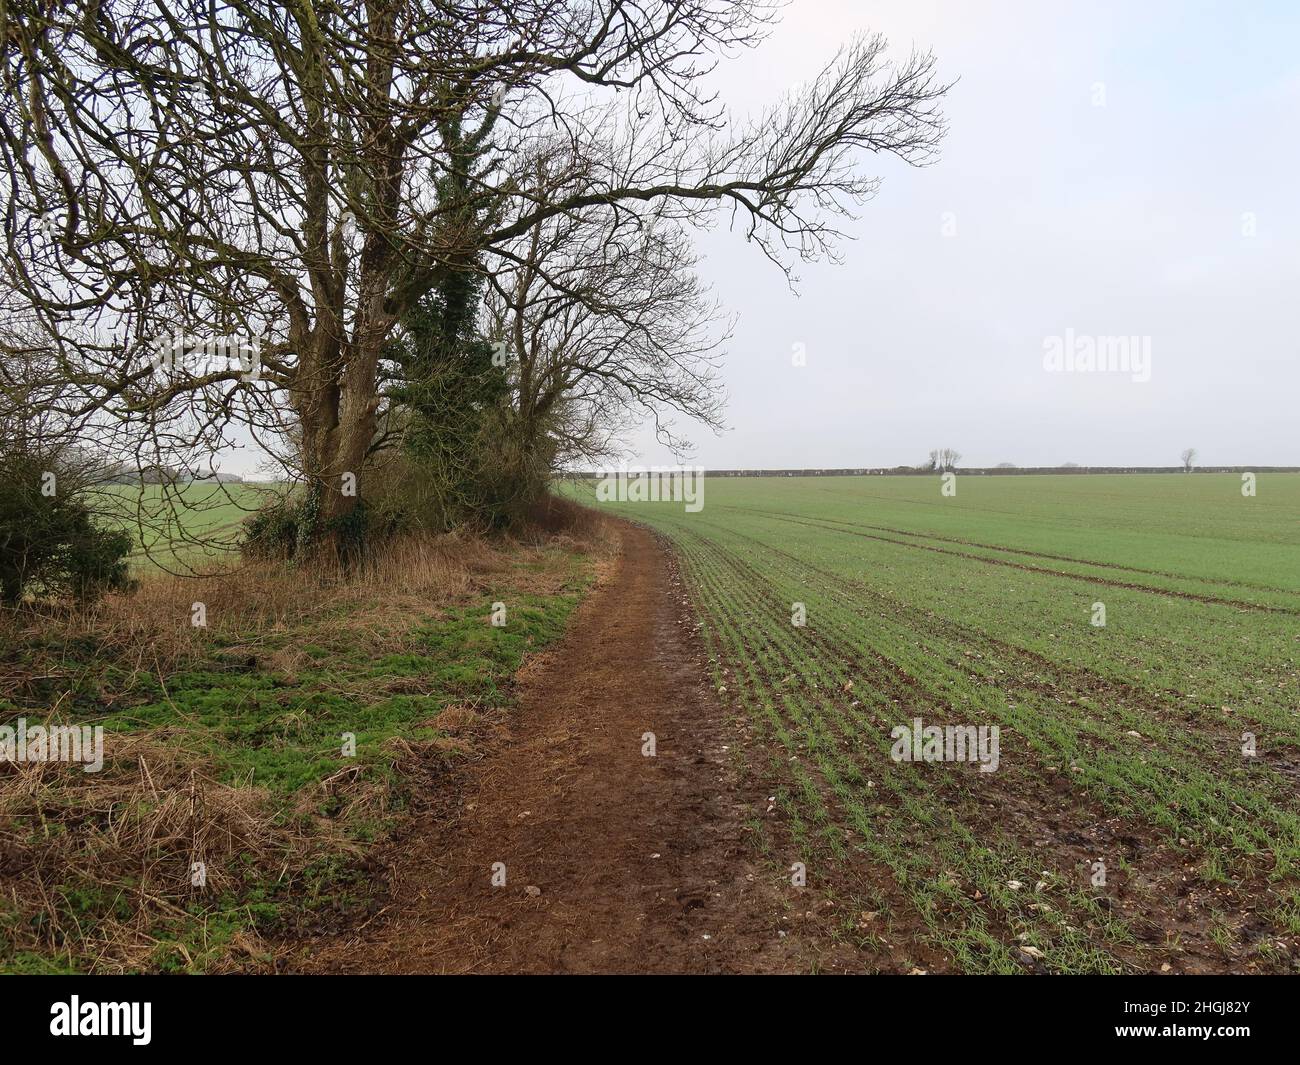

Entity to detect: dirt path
[294,523,798,974]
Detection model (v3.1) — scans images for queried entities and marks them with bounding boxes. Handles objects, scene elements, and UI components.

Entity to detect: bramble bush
[0,451,134,605]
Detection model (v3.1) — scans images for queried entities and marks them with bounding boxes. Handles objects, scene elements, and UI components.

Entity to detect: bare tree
[484,142,728,481]
[926,447,961,471]
[1181,447,1197,472]
[0,1,950,546]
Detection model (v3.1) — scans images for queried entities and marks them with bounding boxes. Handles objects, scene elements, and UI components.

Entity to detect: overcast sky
[625,0,1300,469]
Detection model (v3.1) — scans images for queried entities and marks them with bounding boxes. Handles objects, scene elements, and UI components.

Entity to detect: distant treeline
[99,465,245,485]
[567,466,1300,478]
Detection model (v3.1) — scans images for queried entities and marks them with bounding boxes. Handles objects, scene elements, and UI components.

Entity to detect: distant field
[580,473,1300,973]
[95,483,282,570]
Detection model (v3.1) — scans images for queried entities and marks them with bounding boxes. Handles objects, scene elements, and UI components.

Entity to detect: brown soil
[293,523,803,974]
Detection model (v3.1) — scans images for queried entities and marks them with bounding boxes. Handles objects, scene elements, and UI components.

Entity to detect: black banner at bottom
[1,974,1287,1052]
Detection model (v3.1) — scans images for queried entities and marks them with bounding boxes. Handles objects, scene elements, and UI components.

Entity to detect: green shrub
[240,496,301,560]
[0,452,134,605]
[241,494,399,565]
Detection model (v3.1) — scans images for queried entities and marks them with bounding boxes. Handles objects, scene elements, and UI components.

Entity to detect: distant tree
[1062,462,1081,469]
[1181,447,1197,472]
[926,448,961,471]
[996,462,1017,469]
[139,465,182,485]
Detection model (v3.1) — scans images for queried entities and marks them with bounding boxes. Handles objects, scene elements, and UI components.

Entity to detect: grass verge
[0,506,613,973]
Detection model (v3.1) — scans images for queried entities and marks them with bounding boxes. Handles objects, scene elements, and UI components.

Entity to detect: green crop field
[95,482,282,570]
[580,473,1300,973]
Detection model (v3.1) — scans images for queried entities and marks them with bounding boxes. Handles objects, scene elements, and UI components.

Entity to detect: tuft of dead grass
[0,725,328,973]
[521,491,615,547]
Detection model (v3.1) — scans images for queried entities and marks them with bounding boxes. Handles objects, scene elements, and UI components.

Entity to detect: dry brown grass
[0,726,305,972]
[1,509,613,706]
[0,500,616,973]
